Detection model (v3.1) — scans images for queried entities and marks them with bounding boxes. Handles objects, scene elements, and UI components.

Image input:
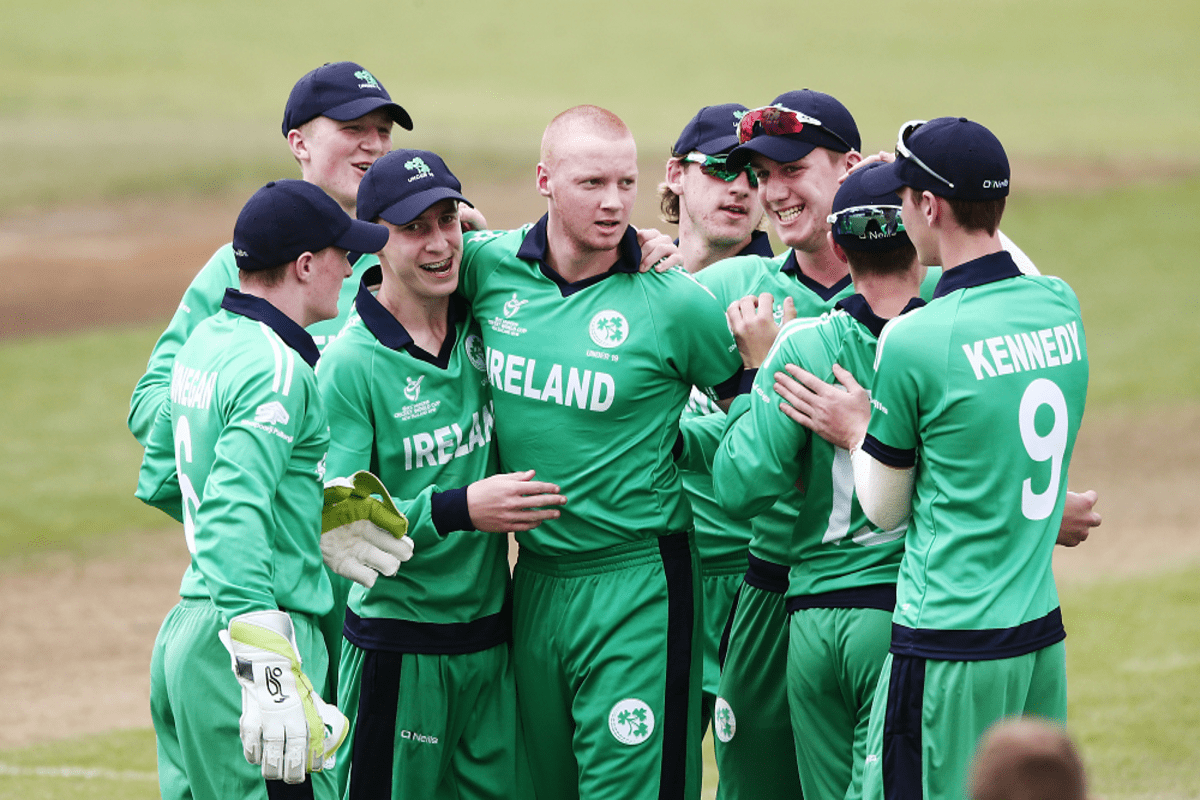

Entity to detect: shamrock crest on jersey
[404,375,424,402]
[353,69,380,89]
[464,334,487,373]
[405,157,433,182]
[589,310,629,348]
[713,698,736,743]
[503,292,529,319]
[608,698,654,745]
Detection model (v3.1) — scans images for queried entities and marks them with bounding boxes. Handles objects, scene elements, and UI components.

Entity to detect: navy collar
[516,214,643,297]
[834,294,927,339]
[780,250,853,301]
[220,288,320,368]
[738,229,775,258]
[933,250,1023,299]
[354,265,462,368]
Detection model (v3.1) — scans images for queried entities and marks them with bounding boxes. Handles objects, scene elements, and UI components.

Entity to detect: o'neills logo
[982,179,1010,189]
[400,729,439,745]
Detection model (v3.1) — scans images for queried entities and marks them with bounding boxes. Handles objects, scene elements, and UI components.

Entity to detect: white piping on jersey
[259,322,295,396]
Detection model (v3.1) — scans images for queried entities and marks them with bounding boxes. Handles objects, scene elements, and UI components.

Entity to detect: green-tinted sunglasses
[682,152,759,188]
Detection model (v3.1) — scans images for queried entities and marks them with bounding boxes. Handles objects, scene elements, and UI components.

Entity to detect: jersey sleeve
[458,228,518,303]
[675,407,726,474]
[187,366,315,621]
[863,315,923,467]
[128,245,237,445]
[316,338,459,551]
[712,336,812,520]
[657,270,743,398]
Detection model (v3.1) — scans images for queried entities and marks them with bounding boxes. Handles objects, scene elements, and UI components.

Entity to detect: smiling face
[377,199,464,302]
[750,147,850,253]
[538,130,638,257]
[675,158,763,250]
[290,109,394,213]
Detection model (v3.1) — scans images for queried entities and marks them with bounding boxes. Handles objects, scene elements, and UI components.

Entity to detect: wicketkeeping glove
[218,610,349,784]
[321,470,414,588]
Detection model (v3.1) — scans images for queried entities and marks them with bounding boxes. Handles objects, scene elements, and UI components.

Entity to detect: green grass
[0,325,168,563]
[1064,566,1200,797]
[1004,176,1200,406]
[2,568,1194,799]
[1,0,1197,209]
[0,729,158,800]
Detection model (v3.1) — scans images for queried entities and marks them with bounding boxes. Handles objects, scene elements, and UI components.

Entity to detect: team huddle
[130,61,1100,800]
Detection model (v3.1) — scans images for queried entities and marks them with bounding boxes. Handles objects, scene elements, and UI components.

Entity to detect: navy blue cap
[828,162,911,253]
[672,103,747,156]
[282,62,413,136]
[357,149,474,226]
[728,90,860,170]
[233,180,389,271]
[861,117,1010,201]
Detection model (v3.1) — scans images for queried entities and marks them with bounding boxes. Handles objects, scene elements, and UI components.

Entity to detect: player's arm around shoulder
[713,324,813,520]
[458,226,531,301]
[129,244,239,445]
[693,253,768,308]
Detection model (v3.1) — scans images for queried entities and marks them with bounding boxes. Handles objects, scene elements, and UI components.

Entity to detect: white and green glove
[218,610,349,784]
[321,470,415,588]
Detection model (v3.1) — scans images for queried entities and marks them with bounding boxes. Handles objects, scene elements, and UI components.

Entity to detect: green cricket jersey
[714,296,927,603]
[316,272,510,636]
[679,231,774,565]
[169,289,332,623]
[865,252,1088,658]
[458,218,742,557]
[132,244,378,519]
[697,253,939,567]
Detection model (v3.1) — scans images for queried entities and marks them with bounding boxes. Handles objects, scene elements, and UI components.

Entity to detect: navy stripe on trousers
[348,650,404,800]
[657,531,695,800]
[883,654,926,800]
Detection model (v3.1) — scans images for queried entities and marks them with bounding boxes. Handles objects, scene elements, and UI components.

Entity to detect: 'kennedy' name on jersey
[171,364,218,410]
[487,346,615,413]
[403,403,495,471]
[962,321,1082,381]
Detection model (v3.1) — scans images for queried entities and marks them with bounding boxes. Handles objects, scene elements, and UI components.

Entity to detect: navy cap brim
[695,133,741,156]
[323,97,414,131]
[858,159,908,197]
[334,218,390,255]
[375,187,475,227]
[727,135,818,171]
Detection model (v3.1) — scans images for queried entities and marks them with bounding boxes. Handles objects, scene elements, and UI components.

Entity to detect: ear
[535,162,551,198]
[842,150,862,173]
[828,233,850,265]
[287,128,309,164]
[292,251,315,284]
[665,157,686,193]
[918,191,940,226]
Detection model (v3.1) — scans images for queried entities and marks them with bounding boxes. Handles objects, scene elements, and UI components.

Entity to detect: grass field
[1,0,1197,797]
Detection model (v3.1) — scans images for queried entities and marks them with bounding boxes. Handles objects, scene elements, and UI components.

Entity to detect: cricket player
[851,117,1089,800]
[317,148,566,799]
[149,179,390,800]
[457,105,744,800]
[697,88,873,800]
[714,162,929,800]
[131,61,411,699]
[658,103,773,735]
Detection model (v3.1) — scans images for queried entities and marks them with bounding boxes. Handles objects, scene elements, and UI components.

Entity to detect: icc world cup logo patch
[608,698,654,745]
[589,310,629,348]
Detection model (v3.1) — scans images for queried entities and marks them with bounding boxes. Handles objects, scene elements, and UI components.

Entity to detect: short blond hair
[540,105,632,170]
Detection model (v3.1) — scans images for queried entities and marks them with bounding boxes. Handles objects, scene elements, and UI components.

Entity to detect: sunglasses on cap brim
[895,120,956,190]
[736,105,854,152]
[826,204,906,239]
